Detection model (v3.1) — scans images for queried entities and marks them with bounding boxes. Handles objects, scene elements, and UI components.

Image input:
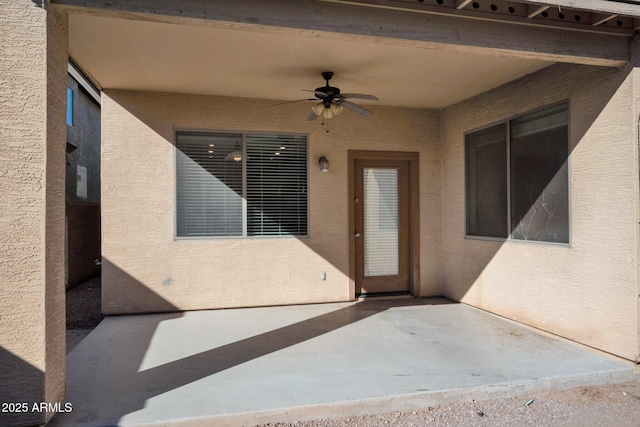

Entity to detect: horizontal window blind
[246,134,308,236]
[363,168,398,277]
[176,132,243,236]
[176,131,307,238]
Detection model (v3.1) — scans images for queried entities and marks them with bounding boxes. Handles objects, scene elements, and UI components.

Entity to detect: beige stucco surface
[1,2,639,424]
[45,5,68,417]
[441,63,639,361]
[101,91,442,314]
[0,1,67,425]
[102,62,640,361]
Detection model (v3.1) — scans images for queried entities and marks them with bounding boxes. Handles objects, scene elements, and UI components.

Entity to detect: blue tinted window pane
[66,87,73,126]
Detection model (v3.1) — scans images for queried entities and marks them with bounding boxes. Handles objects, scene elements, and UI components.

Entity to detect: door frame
[348,150,420,299]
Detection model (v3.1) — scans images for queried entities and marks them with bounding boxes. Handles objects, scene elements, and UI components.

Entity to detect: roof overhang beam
[518,0,640,17]
[527,5,550,18]
[53,0,630,67]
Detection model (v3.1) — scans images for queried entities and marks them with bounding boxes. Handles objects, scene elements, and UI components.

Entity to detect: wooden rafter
[527,5,550,18]
[592,13,618,26]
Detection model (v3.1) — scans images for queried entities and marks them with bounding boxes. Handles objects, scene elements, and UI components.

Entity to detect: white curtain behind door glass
[364,168,399,276]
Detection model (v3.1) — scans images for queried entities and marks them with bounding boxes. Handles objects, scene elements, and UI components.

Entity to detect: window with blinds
[176,131,308,238]
[246,134,308,236]
[363,168,399,277]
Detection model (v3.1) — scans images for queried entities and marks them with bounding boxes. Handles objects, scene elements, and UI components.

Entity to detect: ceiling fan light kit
[273,71,378,132]
[330,103,343,115]
[311,103,325,116]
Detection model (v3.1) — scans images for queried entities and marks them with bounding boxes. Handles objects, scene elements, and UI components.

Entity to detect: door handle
[354,231,361,238]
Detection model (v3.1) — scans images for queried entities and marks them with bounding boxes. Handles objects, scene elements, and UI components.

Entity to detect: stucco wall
[45,5,68,415]
[441,63,639,361]
[101,90,441,314]
[66,74,101,203]
[0,1,67,425]
[65,73,101,289]
[65,200,101,289]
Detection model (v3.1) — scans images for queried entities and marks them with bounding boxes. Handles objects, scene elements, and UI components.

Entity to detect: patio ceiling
[69,14,554,109]
[64,0,637,109]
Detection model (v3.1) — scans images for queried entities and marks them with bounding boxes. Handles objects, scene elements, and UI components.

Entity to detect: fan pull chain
[322,118,330,133]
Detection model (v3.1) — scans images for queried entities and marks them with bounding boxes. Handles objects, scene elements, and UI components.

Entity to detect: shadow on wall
[65,200,101,290]
[102,61,631,315]
[0,348,46,426]
[50,259,453,425]
[443,62,633,302]
[102,91,357,312]
[101,258,179,314]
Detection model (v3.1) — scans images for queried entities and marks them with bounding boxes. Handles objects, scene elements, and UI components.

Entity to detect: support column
[0,1,68,425]
[632,34,640,364]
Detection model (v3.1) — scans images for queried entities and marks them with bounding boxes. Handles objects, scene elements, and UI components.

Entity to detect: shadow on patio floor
[52,297,634,426]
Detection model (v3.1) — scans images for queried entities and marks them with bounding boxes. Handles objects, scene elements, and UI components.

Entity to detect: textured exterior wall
[65,200,100,289]
[0,1,67,425]
[66,74,101,203]
[102,90,441,314]
[65,73,101,289]
[45,4,68,416]
[441,63,638,361]
[633,37,640,366]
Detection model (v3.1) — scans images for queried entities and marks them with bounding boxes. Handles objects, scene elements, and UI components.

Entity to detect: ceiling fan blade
[341,93,379,101]
[271,98,316,107]
[342,100,372,117]
[303,89,328,98]
[307,111,320,121]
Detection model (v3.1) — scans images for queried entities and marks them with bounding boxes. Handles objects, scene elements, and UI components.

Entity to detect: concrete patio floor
[50,298,636,426]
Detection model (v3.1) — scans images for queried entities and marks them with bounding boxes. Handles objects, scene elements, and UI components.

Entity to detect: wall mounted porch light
[319,156,329,172]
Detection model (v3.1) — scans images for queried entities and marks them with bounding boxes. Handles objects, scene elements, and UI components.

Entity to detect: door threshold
[356,291,412,301]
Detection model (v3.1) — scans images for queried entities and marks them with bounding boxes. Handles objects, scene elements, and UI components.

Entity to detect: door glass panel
[363,168,398,276]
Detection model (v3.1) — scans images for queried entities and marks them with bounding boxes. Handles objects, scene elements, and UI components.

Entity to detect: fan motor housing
[315,86,341,98]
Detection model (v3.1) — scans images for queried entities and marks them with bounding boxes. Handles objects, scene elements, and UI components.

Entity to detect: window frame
[173,128,310,240]
[465,122,508,239]
[463,101,572,247]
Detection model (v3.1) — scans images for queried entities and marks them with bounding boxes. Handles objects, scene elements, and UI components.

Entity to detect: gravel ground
[65,278,640,426]
[66,276,104,353]
[259,380,640,427]
[66,275,104,330]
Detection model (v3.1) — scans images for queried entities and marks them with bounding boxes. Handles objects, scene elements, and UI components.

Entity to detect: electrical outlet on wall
[320,271,326,281]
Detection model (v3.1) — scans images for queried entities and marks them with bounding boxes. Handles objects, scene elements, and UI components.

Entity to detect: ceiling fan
[274,71,379,122]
